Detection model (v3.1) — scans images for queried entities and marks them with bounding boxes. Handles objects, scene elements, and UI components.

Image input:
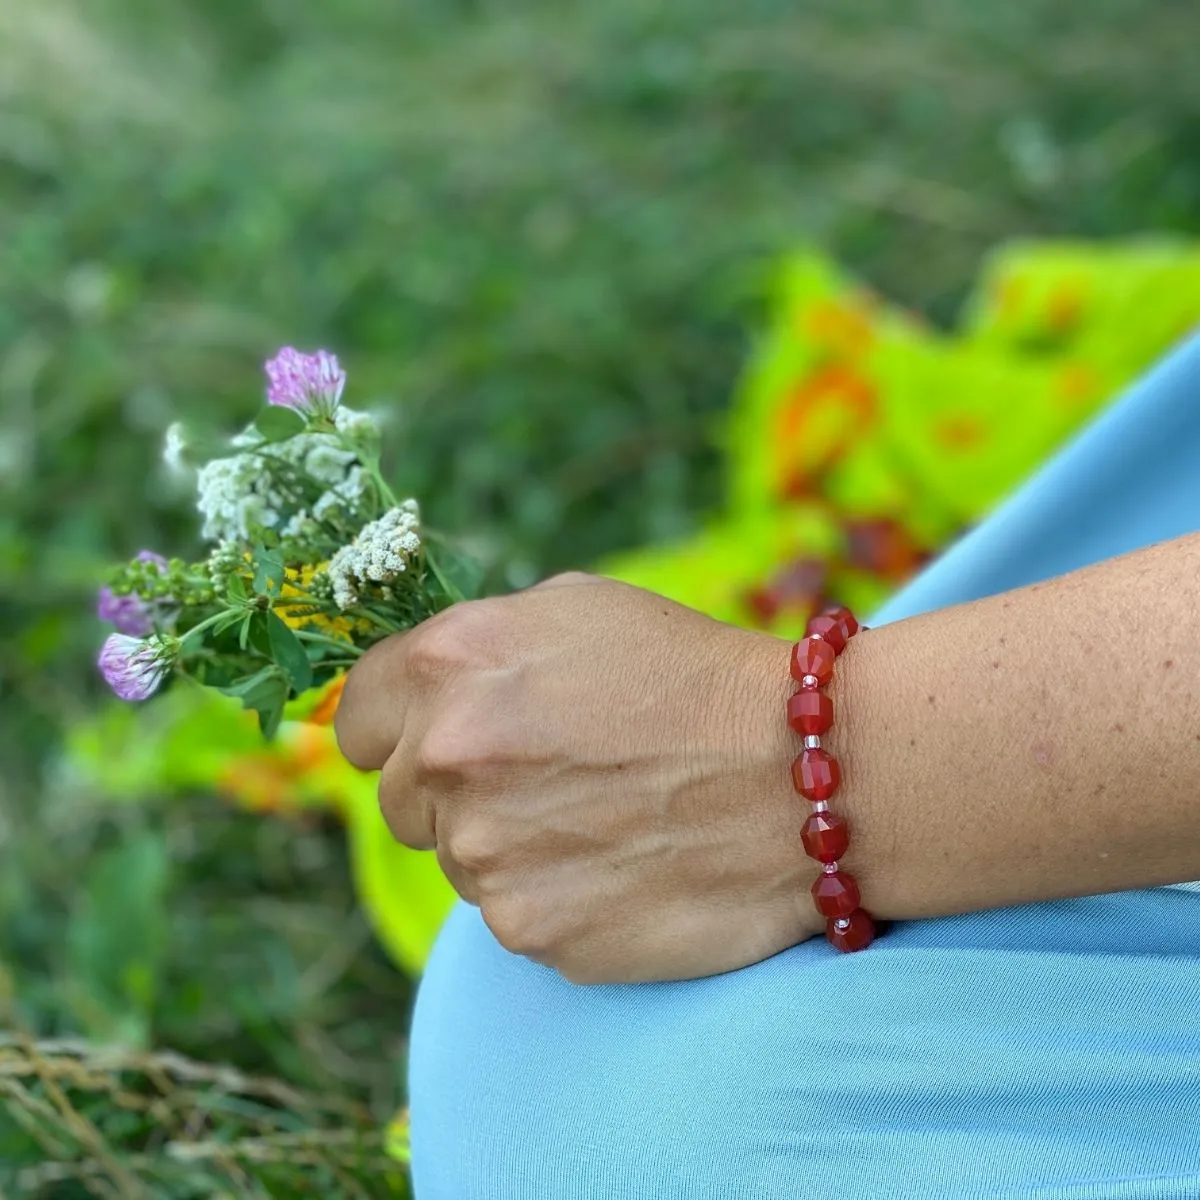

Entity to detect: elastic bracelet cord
[787,605,877,953]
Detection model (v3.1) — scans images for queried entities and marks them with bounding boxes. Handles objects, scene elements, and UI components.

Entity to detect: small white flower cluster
[327,501,421,610]
[332,404,381,451]
[162,422,188,473]
[194,407,379,543]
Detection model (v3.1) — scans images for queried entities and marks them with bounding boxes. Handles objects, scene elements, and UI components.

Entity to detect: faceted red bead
[789,636,836,685]
[821,604,860,640]
[806,613,849,653]
[811,869,861,917]
[827,908,876,953]
[787,688,833,736]
[791,748,841,801]
[800,810,849,863]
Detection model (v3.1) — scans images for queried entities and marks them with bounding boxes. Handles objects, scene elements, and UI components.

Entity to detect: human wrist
[813,623,903,923]
[700,618,907,948]
[726,629,852,940]
[727,619,902,924]
[716,629,826,940]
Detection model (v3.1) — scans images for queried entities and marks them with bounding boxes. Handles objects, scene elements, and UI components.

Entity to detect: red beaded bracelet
[788,605,877,953]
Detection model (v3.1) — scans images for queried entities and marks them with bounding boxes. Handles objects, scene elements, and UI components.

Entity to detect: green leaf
[227,574,248,602]
[219,667,289,741]
[266,611,313,693]
[252,546,286,599]
[254,405,307,443]
[425,542,484,604]
[253,688,287,740]
[218,664,277,698]
[211,611,245,637]
[246,610,271,658]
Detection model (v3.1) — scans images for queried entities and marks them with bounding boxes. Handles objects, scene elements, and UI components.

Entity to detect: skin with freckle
[336,530,1200,977]
[390,336,1200,1200]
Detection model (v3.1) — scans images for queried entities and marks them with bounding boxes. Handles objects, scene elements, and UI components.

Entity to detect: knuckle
[407,621,467,678]
[482,896,559,959]
[444,817,505,876]
[412,728,466,787]
[408,601,500,676]
[377,766,436,850]
[413,716,511,789]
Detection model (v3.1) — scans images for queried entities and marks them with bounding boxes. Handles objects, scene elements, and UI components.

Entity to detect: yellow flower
[275,562,360,640]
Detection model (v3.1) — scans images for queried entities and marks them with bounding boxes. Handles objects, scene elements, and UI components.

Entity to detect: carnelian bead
[791,748,841,801]
[812,869,861,917]
[807,613,849,653]
[821,604,860,640]
[787,689,833,736]
[827,909,876,953]
[790,636,836,685]
[801,810,849,863]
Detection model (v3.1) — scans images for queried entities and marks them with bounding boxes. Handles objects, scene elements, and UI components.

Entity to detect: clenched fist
[335,573,847,983]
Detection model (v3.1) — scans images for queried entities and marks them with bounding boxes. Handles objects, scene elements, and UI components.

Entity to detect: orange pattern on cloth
[604,242,1200,641]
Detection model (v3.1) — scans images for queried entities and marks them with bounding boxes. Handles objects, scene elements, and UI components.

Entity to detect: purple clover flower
[97,634,171,702]
[264,347,346,418]
[96,550,168,636]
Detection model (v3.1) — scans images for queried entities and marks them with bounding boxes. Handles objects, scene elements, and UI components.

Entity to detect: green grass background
[1,0,1198,1192]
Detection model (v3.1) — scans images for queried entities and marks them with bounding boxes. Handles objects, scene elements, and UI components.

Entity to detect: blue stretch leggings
[409,335,1200,1199]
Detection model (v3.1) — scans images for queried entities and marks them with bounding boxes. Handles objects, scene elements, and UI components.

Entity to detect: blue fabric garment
[409,334,1200,1199]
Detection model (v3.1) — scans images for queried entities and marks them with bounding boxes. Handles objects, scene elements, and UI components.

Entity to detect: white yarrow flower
[195,424,371,544]
[327,503,422,610]
[303,441,356,484]
[333,405,383,453]
[333,406,380,437]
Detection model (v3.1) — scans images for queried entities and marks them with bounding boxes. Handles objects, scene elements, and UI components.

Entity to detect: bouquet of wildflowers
[97,348,474,738]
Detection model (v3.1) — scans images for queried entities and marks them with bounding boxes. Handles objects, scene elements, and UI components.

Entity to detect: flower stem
[351,606,406,634]
[292,629,365,656]
[424,548,465,605]
[362,455,397,509]
[178,610,234,648]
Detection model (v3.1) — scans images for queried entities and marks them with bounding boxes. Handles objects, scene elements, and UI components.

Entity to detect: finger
[377,737,437,850]
[335,634,411,771]
[434,840,482,907]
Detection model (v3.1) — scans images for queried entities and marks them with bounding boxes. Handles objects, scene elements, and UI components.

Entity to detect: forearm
[827,529,1200,920]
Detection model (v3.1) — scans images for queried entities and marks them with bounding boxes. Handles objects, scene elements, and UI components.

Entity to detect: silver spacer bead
[823,861,839,874]
[800,674,820,688]
[803,734,822,750]
[812,800,830,813]
[834,916,851,931]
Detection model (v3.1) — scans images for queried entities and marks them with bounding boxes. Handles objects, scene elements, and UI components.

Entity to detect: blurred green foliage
[1,0,1199,1191]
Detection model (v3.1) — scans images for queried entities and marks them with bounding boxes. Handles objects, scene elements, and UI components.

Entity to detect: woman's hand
[334,573,833,983]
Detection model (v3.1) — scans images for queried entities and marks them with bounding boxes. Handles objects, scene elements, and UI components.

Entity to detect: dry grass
[0,1033,409,1198]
